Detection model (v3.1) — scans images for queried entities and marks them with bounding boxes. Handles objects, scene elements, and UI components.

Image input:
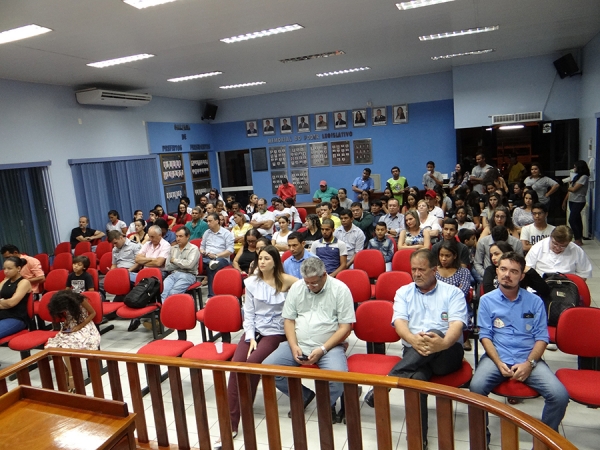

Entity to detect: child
[370,200,385,224]
[458,228,479,283]
[367,222,394,271]
[67,256,94,293]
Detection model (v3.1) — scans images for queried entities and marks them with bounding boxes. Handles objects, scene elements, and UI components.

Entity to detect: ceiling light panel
[0,24,52,45]
[87,53,155,68]
[219,81,266,89]
[431,49,494,60]
[221,24,303,44]
[280,50,345,64]
[168,71,223,82]
[123,0,178,9]
[316,67,370,77]
[420,26,499,41]
[397,0,455,11]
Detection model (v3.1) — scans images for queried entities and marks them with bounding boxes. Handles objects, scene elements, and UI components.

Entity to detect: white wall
[580,32,600,160]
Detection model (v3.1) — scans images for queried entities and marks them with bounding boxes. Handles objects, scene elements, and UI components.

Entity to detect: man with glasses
[200,213,234,297]
[526,225,592,280]
[520,203,555,253]
[262,257,355,420]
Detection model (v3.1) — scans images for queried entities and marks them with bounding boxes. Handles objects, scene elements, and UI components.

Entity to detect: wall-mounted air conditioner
[491,111,542,125]
[76,88,152,107]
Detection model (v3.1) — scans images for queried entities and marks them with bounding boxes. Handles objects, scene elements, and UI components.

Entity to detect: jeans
[161,271,196,302]
[0,318,26,339]
[568,201,585,241]
[470,355,569,440]
[203,257,230,297]
[262,341,348,406]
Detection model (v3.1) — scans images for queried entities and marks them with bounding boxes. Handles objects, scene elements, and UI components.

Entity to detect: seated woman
[231,212,253,253]
[272,198,291,230]
[129,219,149,244]
[246,194,258,216]
[330,195,343,217]
[153,204,174,224]
[455,206,476,231]
[401,192,418,215]
[284,197,302,231]
[512,189,539,228]
[416,199,441,239]
[509,182,526,209]
[106,209,128,234]
[480,193,501,229]
[301,214,322,248]
[0,257,32,339]
[272,216,292,253]
[480,205,519,239]
[360,190,370,211]
[174,203,192,226]
[398,210,431,249]
[127,210,144,235]
[233,229,261,276]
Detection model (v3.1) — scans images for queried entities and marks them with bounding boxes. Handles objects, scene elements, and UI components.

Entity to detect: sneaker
[364,388,375,408]
[546,343,557,351]
[287,390,316,418]
[209,260,219,270]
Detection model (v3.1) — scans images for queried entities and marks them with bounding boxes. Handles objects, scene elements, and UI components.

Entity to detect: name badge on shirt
[440,312,448,321]
[493,318,505,328]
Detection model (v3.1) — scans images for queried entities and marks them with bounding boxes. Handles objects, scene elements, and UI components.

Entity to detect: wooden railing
[0,349,576,450]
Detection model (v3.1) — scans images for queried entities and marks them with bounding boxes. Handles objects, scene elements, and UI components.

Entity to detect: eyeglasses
[304,274,325,287]
[532,211,545,216]
[551,239,568,250]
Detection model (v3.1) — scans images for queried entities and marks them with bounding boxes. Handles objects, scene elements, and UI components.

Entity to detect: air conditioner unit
[491,111,542,125]
[75,88,152,107]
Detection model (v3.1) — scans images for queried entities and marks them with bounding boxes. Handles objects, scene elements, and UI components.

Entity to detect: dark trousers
[568,201,585,240]
[203,257,230,297]
[227,333,287,432]
[388,329,464,439]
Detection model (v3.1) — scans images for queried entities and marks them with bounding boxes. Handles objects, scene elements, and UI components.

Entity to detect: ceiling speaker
[202,103,218,120]
[553,53,580,79]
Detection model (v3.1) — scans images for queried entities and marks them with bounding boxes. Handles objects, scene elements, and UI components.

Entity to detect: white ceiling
[1,0,599,102]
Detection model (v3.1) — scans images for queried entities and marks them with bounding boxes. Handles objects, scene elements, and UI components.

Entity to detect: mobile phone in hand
[297,354,309,361]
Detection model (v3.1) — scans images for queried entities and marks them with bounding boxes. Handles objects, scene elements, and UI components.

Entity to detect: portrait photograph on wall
[372,107,387,126]
[262,118,275,135]
[159,153,185,184]
[297,115,311,133]
[164,183,187,215]
[315,112,328,131]
[333,111,347,129]
[393,104,408,124]
[246,120,258,137]
[280,117,292,134]
[352,109,367,127]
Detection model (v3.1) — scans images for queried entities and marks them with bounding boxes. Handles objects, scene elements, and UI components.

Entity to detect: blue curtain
[70,158,161,234]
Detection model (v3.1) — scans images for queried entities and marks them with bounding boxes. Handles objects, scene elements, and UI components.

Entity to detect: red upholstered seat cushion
[0,330,28,345]
[556,369,600,406]
[492,378,539,398]
[102,302,122,314]
[347,354,401,376]
[187,282,201,291]
[138,340,194,357]
[9,331,58,351]
[430,360,473,388]
[116,304,160,319]
[182,343,237,361]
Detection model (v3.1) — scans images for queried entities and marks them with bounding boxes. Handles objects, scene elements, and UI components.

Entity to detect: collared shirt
[283,250,316,279]
[251,210,275,236]
[163,230,176,244]
[383,213,405,235]
[164,242,200,274]
[478,288,548,365]
[367,237,394,263]
[201,226,234,255]
[352,176,374,200]
[313,187,338,202]
[474,235,524,276]
[243,276,287,340]
[334,224,365,260]
[138,238,171,268]
[310,237,347,274]
[186,220,208,240]
[392,280,468,347]
[283,276,355,355]
[19,254,45,294]
[112,238,142,269]
[276,183,297,200]
[525,238,592,279]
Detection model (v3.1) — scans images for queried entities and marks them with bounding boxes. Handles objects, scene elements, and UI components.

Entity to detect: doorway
[217,149,253,207]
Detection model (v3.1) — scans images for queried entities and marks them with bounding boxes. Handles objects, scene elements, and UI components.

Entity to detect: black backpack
[544,273,582,327]
[124,277,161,308]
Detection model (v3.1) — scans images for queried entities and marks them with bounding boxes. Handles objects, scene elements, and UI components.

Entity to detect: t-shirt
[520,223,555,247]
[422,171,443,190]
[471,164,493,194]
[70,227,97,247]
[313,187,338,202]
[569,175,589,203]
[251,211,275,236]
[107,220,127,233]
[310,237,347,274]
[524,176,558,205]
[67,272,94,293]
[508,162,525,183]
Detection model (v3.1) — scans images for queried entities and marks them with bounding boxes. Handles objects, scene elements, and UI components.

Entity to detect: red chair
[375,271,413,302]
[81,289,114,335]
[74,241,91,256]
[183,295,242,360]
[353,250,386,298]
[430,359,473,388]
[391,248,416,274]
[281,250,292,262]
[190,238,202,249]
[102,268,132,326]
[337,270,371,305]
[387,236,398,254]
[98,252,112,275]
[185,257,204,310]
[95,241,112,261]
[491,379,539,401]
[0,271,4,284]
[297,227,307,234]
[297,208,308,224]
[548,273,591,343]
[0,293,34,345]
[42,269,68,292]
[213,268,243,298]
[51,253,72,272]
[87,268,99,291]
[54,242,71,255]
[34,253,50,276]
[81,251,97,269]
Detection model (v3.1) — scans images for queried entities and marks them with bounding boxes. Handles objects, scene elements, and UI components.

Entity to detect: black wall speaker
[553,53,580,79]
[202,103,218,120]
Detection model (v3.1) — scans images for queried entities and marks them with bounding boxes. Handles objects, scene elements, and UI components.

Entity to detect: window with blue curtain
[0,163,60,255]
[69,156,162,233]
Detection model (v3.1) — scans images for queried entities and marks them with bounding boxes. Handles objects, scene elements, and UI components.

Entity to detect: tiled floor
[2,241,600,449]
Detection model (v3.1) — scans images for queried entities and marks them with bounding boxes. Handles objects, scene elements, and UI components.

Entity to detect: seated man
[313,180,338,203]
[161,227,200,301]
[1,244,46,294]
[333,209,365,269]
[108,230,142,272]
[470,252,569,443]
[525,225,592,280]
[200,213,234,298]
[367,222,394,271]
[250,198,275,238]
[364,249,467,448]
[130,225,171,283]
[520,203,554,253]
[70,216,105,248]
[186,206,208,240]
[474,226,523,278]
[431,218,470,268]
[310,219,347,278]
[155,218,176,245]
[351,201,374,243]
[319,202,341,229]
[283,232,315,279]
[382,198,405,240]
[263,257,355,418]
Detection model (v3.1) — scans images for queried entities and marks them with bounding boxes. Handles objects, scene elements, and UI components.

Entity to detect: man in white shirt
[470,152,493,194]
[422,161,444,190]
[250,198,275,238]
[425,190,444,223]
[520,203,555,252]
[334,209,365,268]
[526,225,592,280]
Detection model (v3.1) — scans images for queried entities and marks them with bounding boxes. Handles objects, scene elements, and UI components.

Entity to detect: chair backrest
[375,271,413,301]
[213,269,243,298]
[297,227,307,233]
[99,252,113,275]
[556,307,600,357]
[353,249,386,279]
[34,253,50,275]
[336,269,371,303]
[387,236,398,254]
[44,269,69,292]
[297,208,307,224]
[203,295,243,332]
[104,268,131,296]
[38,291,58,323]
[74,241,92,256]
[161,294,197,330]
[82,291,103,325]
[87,268,100,291]
[95,241,113,260]
[281,250,292,263]
[392,248,416,273]
[81,251,97,269]
[0,271,5,283]
[563,273,591,307]
[190,238,202,249]
[135,267,163,292]
[52,253,73,272]
[353,300,400,343]
[54,242,72,255]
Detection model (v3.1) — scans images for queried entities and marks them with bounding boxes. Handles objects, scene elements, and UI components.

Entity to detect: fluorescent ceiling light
[123,0,178,9]
[431,49,494,60]
[420,26,499,41]
[0,24,52,45]
[499,124,525,130]
[316,67,371,77]
[219,81,266,90]
[485,128,493,131]
[281,50,345,64]
[397,0,455,10]
[221,24,303,44]
[168,71,223,82]
[87,53,155,68]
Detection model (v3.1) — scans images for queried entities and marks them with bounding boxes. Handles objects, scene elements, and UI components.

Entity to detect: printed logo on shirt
[493,317,505,328]
[71,280,85,294]
[441,312,448,321]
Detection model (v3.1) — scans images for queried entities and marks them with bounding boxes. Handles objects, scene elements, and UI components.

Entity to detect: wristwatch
[320,345,328,355]
[529,359,537,369]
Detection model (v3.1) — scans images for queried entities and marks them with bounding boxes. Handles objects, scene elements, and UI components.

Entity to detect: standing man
[1,245,45,294]
[200,213,234,298]
[352,168,375,201]
[161,227,200,301]
[470,152,493,194]
[364,249,467,448]
[507,154,526,183]
[470,252,569,442]
[250,198,275,238]
[422,161,444,190]
[351,201,374,243]
[386,166,408,205]
[520,203,555,252]
[310,219,347,278]
[283,232,315,279]
[313,180,338,203]
[263,257,355,418]
[70,216,105,248]
[276,178,297,202]
[186,206,208,240]
[334,209,365,269]
[382,198,405,239]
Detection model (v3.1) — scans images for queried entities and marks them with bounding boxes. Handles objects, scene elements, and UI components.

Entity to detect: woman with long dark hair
[449,163,470,196]
[480,205,519,238]
[0,257,31,339]
[233,228,261,275]
[512,189,539,228]
[301,214,322,248]
[563,160,590,246]
[524,163,559,206]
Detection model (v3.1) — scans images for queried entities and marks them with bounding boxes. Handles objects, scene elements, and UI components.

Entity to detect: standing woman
[563,160,590,246]
[449,163,470,196]
[512,190,539,228]
[246,194,259,216]
[524,163,559,206]
[0,257,32,339]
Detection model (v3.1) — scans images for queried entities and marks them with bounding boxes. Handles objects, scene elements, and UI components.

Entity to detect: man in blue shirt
[283,232,315,279]
[352,168,375,201]
[470,252,568,443]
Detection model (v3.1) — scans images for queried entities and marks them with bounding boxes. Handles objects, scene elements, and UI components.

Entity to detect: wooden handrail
[0,348,577,450]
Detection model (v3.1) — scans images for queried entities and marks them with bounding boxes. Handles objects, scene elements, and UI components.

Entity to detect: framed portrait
[251,147,268,172]
[189,152,210,180]
[164,183,187,215]
[352,109,367,127]
[315,112,328,131]
[262,118,275,135]
[297,115,310,133]
[159,153,185,185]
[333,111,347,129]
[372,106,387,126]
[392,104,408,124]
[279,117,292,134]
[246,120,258,137]
[193,179,212,206]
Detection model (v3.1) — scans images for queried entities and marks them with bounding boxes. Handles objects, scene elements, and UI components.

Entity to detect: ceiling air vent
[491,111,542,125]
[76,88,152,107]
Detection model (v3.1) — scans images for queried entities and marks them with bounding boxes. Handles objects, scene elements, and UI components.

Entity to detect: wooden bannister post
[213,370,235,450]
[343,383,363,450]
[70,356,86,394]
[38,356,54,390]
[261,375,283,450]
[315,379,335,450]
[189,368,211,450]
[146,363,169,448]
[88,358,105,398]
[436,396,455,449]
[126,361,148,443]
[237,372,258,450]
[107,360,123,402]
[288,377,309,450]
[52,355,68,392]
[468,405,487,450]
[404,389,423,450]
[168,366,190,450]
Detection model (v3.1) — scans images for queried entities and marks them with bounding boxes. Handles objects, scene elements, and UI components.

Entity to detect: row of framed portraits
[246,104,408,137]
[159,151,210,185]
